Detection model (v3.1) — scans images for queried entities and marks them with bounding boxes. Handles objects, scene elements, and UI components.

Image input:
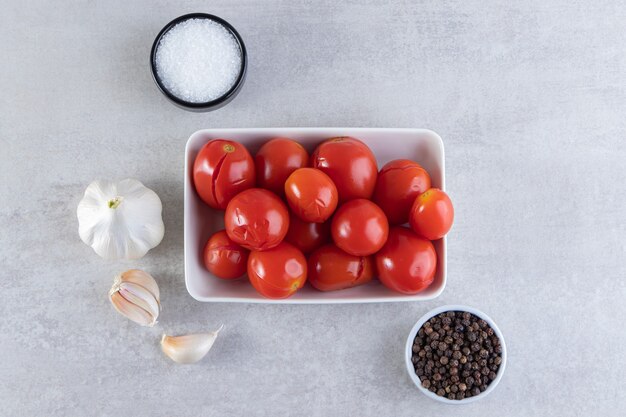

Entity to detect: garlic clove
[109,269,160,327]
[115,269,160,301]
[161,325,224,364]
[118,282,160,319]
[110,292,156,327]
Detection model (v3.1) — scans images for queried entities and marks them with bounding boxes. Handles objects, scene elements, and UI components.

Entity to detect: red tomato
[247,242,307,299]
[284,168,338,223]
[409,188,454,240]
[193,139,255,209]
[203,230,249,280]
[255,138,309,196]
[375,227,437,294]
[331,199,389,256]
[224,188,289,251]
[373,159,431,225]
[308,244,375,291]
[284,213,331,254]
[311,137,378,203]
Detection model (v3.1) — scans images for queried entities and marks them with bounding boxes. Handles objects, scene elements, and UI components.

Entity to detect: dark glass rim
[149,13,247,109]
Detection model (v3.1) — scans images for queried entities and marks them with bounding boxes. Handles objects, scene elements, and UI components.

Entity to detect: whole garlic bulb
[109,269,160,327]
[77,178,164,260]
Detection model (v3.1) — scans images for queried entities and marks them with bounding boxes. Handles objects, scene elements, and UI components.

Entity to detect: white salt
[155,18,242,103]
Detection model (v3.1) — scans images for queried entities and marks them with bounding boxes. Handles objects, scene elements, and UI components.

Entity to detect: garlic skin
[161,325,224,364]
[77,178,164,260]
[109,270,160,327]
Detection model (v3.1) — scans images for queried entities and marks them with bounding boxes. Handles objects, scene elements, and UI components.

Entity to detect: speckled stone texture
[1,1,625,416]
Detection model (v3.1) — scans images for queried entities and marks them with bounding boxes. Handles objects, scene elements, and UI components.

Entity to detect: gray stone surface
[1,0,625,415]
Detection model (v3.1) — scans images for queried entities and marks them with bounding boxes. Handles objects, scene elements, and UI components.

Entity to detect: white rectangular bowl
[184,128,446,303]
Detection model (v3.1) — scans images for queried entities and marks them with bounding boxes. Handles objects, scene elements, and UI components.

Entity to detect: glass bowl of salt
[150,13,247,112]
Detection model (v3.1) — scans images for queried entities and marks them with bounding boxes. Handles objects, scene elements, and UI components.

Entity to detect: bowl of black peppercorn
[405,305,507,403]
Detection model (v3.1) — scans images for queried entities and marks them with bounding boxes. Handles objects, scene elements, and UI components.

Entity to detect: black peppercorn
[412,311,502,400]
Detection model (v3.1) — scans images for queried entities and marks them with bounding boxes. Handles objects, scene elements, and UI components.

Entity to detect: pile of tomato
[194,136,454,299]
